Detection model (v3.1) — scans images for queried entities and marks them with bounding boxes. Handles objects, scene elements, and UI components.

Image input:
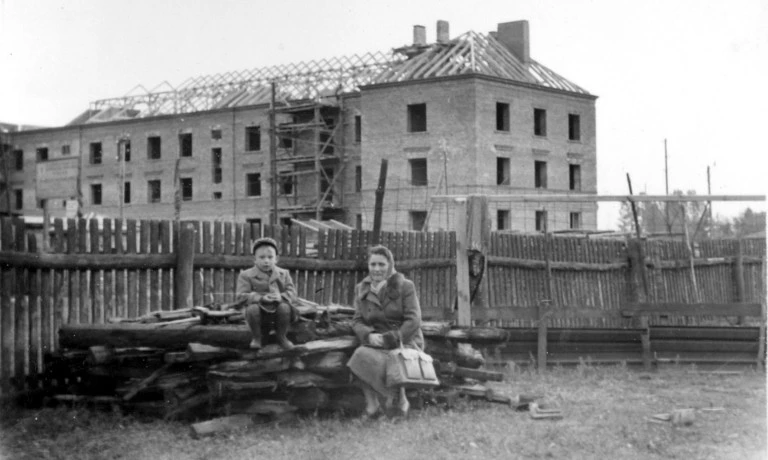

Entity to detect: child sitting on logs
[235,237,299,350]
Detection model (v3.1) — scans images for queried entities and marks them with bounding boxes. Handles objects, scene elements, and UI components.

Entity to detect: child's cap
[251,237,279,255]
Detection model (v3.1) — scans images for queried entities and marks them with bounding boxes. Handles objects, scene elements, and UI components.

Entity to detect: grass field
[1,364,765,460]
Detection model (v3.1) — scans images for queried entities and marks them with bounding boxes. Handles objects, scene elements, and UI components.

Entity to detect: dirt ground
[0,364,765,460]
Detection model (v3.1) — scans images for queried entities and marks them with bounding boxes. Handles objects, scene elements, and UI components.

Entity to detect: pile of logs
[43,302,521,432]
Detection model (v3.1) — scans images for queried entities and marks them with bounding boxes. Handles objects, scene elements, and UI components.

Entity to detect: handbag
[385,340,440,389]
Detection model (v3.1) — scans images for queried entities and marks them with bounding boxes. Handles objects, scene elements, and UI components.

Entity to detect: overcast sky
[1,0,766,228]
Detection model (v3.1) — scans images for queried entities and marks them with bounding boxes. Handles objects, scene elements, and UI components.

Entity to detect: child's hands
[261,293,281,304]
[368,333,385,347]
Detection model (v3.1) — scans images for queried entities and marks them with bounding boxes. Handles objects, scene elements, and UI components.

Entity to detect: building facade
[1,20,597,232]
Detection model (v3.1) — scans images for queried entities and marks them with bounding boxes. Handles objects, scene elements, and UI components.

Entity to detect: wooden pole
[42,200,50,252]
[734,239,745,325]
[454,198,471,326]
[626,174,642,239]
[372,159,388,244]
[269,82,278,226]
[664,139,672,235]
[537,300,549,372]
[681,204,699,303]
[174,223,195,310]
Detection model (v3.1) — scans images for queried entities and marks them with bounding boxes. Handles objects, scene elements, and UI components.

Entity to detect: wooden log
[123,363,172,401]
[276,370,337,388]
[302,351,349,374]
[444,327,510,342]
[164,391,211,420]
[241,399,298,416]
[425,340,485,369]
[436,361,504,382]
[207,358,291,379]
[185,343,239,361]
[287,387,329,411]
[59,323,340,350]
[191,415,254,438]
[420,321,452,337]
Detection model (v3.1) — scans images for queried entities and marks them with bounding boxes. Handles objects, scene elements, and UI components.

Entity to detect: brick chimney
[413,25,426,46]
[436,20,449,43]
[497,20,530,62]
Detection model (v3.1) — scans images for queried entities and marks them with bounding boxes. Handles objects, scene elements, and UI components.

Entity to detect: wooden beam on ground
[190,415,254,438]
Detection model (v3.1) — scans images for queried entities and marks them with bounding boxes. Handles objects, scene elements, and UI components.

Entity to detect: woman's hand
[367,333,385,347]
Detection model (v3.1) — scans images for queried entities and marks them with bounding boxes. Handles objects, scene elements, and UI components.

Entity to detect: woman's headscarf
[367,245,396,294]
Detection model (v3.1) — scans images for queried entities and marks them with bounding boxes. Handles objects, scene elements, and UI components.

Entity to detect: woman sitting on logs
[347,244,424,419]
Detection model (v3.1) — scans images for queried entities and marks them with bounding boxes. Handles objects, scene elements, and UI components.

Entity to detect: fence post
[628,239,652,370]
[537,300,550,372]
[175,223,196,310]
[734,239,746,325]
[454,198,471,326]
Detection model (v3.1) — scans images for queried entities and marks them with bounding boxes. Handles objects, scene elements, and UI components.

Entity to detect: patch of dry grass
[1,364,765,460]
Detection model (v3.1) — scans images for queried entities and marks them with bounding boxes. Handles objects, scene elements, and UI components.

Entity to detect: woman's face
[368,254,390,282]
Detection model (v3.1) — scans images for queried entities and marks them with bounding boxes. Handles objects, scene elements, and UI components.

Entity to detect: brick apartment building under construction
[0,20,597,232]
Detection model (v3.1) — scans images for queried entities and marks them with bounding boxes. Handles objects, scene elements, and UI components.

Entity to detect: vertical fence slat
[161,221,172,310]
[126,220,138,319]
[138,220,150,317]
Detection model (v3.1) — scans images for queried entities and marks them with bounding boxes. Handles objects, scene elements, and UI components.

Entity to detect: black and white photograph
[0,0,766,458]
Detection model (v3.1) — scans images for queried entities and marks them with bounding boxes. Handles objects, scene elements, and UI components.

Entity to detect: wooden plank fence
[0,215,765,394]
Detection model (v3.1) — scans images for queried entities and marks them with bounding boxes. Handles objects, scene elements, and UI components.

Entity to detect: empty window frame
[37,199,46,209]
[212,148,223,184]
[246,173,262,197]
[13,150,23,170]
[410,211,427,231]
[90,142,103,165]
[211,128,222,140]
[278,136,293,149]
[534,160,547,189]
[14,189,23,209]
[147,180,162,203]
[535,210,548,232]
[569,164,582,191]
[181,177,193,201]
[212,192,222,200]
[245,126,261,151]
[280,175,294,196]
[356,214,362,230]
[91,184,102,205]
[496,102,510,131]
[407,103,427,132]
[410,158,428,186]
[497,157,510,185]
[119,141,132,162]
[179,133,193,157]
[354,115,362,143]
[355,165,362,192]
[497,209,510,230]
[147,136,162,159]
[570,212,581,229]
[534,108,547,136]
[124,182,131,204]
[62,145,71,155]
[568,114,581,141]
[36,147,49,162]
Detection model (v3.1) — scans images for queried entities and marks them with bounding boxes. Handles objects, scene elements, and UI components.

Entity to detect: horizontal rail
[622,303,763,318]
[431,194,766,203]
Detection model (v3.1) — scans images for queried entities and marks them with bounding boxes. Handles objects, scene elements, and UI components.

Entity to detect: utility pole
[707,165,712,238]
[269,82,278,226]
[664,138,672,235]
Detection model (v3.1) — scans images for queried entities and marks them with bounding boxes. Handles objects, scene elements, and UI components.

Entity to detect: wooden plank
[138,220,150,317]
[455,200,470,326]
[65,219,78,324]
[213,221,223,305]
[191,415,253,439]
[623,303,763,318]
[89,219,102,324]
[39,262,52,379]
[126,220,138,319]
[149,221,160,312]
[537,302,548,371]
[102,219,114,321]
[161,221,172,310]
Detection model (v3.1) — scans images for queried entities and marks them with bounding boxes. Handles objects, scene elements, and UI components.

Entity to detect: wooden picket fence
[0,215,765,394]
